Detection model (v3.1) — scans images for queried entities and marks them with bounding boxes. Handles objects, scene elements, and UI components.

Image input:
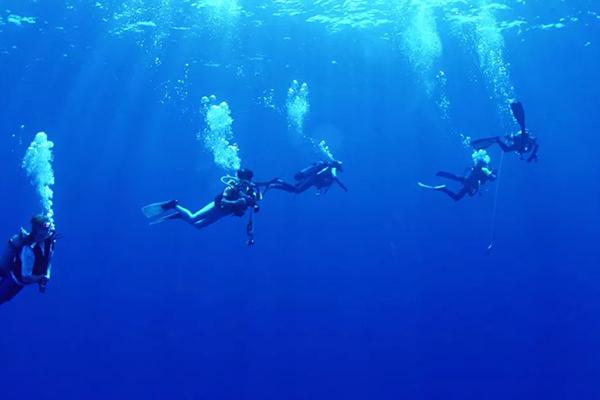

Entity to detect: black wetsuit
[262,161,348,194]
[0,231,54,305]
[436,165,497,201]
[471,102,538,162]
[498,133,538,162]
[472,133,538,162]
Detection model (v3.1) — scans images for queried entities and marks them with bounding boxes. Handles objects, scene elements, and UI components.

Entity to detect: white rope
[487,151,505,253]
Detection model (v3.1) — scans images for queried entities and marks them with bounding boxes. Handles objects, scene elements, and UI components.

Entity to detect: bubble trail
[22,132,56,221]
[200,95,241,171]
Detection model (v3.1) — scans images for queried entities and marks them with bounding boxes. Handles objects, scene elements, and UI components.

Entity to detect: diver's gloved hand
[244,194,260,212]
[244,195,256,207]
[38,278,48,293]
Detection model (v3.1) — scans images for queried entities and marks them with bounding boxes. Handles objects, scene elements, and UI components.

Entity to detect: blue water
[1,1,599,399]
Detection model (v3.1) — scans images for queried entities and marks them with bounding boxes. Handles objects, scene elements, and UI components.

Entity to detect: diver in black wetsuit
[261,160,348,195]
[470,102,539,162]
[419,150,497,201]
[0,215,56,305]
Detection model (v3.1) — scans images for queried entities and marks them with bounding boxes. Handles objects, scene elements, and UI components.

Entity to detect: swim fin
[510,102,526,132]
[470,137,499,150]
[418,182,447,190]
[141,200,178,219]
[148,211,180,225]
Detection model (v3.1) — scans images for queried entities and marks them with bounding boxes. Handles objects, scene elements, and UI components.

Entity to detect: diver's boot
[161,200,178,210]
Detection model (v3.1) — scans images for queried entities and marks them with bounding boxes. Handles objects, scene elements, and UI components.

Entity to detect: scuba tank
[294,162,327,181]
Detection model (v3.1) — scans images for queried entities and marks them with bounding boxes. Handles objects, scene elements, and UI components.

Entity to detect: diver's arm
[219,185,250,208]
[45,262,52,280]
[496,138,514,152]
[220,197,247,208]
[39,241,54,293]
[334,178,348,192]
[261,179,299,193]
[38,263,50,293]
[527,143,539,162]
[329,168,348,192]
[479,167,497,182]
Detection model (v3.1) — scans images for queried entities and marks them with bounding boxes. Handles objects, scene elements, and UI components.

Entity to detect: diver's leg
[194,211,229,229]
[0,276,23,305]
[510,102,526,132]
[436,171,465,183]
[471,137,500,150]
[266,179,301,193]
[193,207,230,229]
[438,187,467,202]
[175,202,216,225]
[496,139,516,152]
[172,203,228,230]
[294,178,316,193]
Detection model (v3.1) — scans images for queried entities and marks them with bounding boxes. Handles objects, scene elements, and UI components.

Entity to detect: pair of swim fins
[141,200,178,225]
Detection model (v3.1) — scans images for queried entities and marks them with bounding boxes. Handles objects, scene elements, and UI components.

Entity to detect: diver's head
[472,149,491,166]
[237,168,254,181]
[30,214,55,242]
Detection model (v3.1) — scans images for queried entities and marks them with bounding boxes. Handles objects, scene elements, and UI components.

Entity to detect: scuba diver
[470,102,538,162]
[260,160,348,195]
[142,169,261,245]
[418,150,497,202]
[0,215,56,305]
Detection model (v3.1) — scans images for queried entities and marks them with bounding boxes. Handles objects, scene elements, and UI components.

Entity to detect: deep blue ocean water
[1,1,599,399]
